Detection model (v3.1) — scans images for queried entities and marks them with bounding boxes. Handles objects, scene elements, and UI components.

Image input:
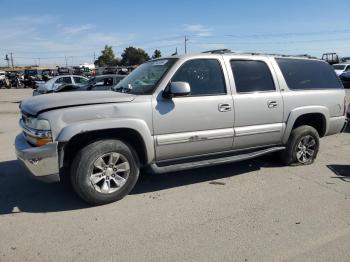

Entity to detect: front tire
[280,125,320,166]
[71,139,139,205]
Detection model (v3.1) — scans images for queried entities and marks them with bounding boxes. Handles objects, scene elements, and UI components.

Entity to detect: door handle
[267,101,278,108]
[218,103,232,112]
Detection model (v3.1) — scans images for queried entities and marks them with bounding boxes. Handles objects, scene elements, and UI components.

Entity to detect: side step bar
[149,146,285,174]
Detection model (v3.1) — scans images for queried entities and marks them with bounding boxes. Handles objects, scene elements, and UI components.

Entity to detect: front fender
[56,118,155,164]
[282,106,329,144]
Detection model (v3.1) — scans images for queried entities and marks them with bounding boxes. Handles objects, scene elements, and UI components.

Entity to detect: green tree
[152,49,162,59]
[94,45,119,66]
[120,47,150,66]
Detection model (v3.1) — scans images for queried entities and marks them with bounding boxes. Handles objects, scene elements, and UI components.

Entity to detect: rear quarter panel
[269,57,346,141]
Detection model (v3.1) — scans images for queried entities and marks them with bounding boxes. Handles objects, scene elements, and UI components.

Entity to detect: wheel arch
[57,119,154,170]
[282,106,329,144]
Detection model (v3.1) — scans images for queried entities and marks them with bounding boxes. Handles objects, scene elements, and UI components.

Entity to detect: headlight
[24,116,51,131]
[20,115,52,146]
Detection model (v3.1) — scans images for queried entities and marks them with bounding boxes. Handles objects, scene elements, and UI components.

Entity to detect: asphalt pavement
[0,89,349,262]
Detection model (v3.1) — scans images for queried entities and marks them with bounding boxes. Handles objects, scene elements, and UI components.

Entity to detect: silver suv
[15,51,348,205]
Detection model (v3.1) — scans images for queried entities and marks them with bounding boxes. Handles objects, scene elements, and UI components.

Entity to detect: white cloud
[0,15,131,66]
[60,24,95,35]
[11,15,57,25]
[184,24,213,37]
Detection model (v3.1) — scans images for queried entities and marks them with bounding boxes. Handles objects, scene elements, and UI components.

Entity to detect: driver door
[153,58,235,161]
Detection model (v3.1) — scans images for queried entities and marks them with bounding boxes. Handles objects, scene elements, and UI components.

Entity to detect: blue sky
[1,0,349,66]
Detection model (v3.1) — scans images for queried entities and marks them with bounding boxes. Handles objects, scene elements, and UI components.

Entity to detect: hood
[20,91,135,116]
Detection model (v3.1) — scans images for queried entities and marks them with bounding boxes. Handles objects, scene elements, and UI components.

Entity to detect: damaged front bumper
[15,133,60,182]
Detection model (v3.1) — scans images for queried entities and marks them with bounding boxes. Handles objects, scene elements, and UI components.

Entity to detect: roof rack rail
[237,52,316,59]
[202,49,233,54]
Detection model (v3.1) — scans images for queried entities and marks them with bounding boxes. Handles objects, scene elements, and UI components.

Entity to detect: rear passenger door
[226,57,284,149]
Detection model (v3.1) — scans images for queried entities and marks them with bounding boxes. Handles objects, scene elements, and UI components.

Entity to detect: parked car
[16,52,347,205]
[0,70,10,88]
[37,75,125,94]
[33,75,88,95]
[321,53,340,65]
[41,69,54,81]
[0,70,5,80]
[6,72,24,88]
[339,71,350,88]
[333,63,350,76]
[23,69,42,88]
[57,67,73,75]
[102,67,119,75]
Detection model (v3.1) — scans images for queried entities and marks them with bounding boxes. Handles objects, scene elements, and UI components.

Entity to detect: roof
[94,74,126,78]
[158,50,319,61]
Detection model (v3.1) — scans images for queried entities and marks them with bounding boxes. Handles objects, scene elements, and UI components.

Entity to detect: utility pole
[5,54,9,68]
[93,52,96,63]
[184,36,189,54]
[10,52,14,68]
[65,56,68,67]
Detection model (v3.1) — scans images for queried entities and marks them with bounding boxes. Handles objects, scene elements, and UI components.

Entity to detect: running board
[149,146,285,174]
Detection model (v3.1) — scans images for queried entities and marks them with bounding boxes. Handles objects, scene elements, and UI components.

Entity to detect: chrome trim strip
[156,128,234,146]
[150,146,286,174]
[235,123,283,137]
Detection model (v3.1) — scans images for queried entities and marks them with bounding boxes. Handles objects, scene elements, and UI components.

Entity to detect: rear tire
[280,125,319,166]
[71,139,139,205]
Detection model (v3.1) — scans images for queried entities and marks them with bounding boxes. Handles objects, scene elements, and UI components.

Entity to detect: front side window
[113,59,177,94]
[171,59,226,96]
[276,58,342,90]
[230,60,275,93]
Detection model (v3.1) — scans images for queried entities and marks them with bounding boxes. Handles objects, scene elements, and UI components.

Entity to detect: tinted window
[73,77,87,84]
[333,65,345,70]
[276,58,342,90]
[172,59,226,96]
[230,60,275,93]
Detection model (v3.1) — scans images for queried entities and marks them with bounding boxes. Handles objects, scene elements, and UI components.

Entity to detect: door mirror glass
[164,81,191,98]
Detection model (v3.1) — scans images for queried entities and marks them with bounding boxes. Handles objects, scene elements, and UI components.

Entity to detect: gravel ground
[0,88,349,262]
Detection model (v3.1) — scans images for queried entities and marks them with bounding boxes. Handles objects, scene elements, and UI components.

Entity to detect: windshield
[113,58,177,94]
[333,65,346,70]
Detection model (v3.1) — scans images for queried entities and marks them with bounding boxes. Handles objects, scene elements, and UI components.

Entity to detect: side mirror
[163,81,191,99]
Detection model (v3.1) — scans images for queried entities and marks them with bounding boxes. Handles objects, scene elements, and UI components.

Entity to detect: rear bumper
[15,133,60,182]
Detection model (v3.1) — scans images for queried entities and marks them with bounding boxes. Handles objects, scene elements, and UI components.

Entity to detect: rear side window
[276,58,342,90]
[73,77,87,84]
[172,59,226,96]
[56,77,72,84]
[230,60,275,93]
